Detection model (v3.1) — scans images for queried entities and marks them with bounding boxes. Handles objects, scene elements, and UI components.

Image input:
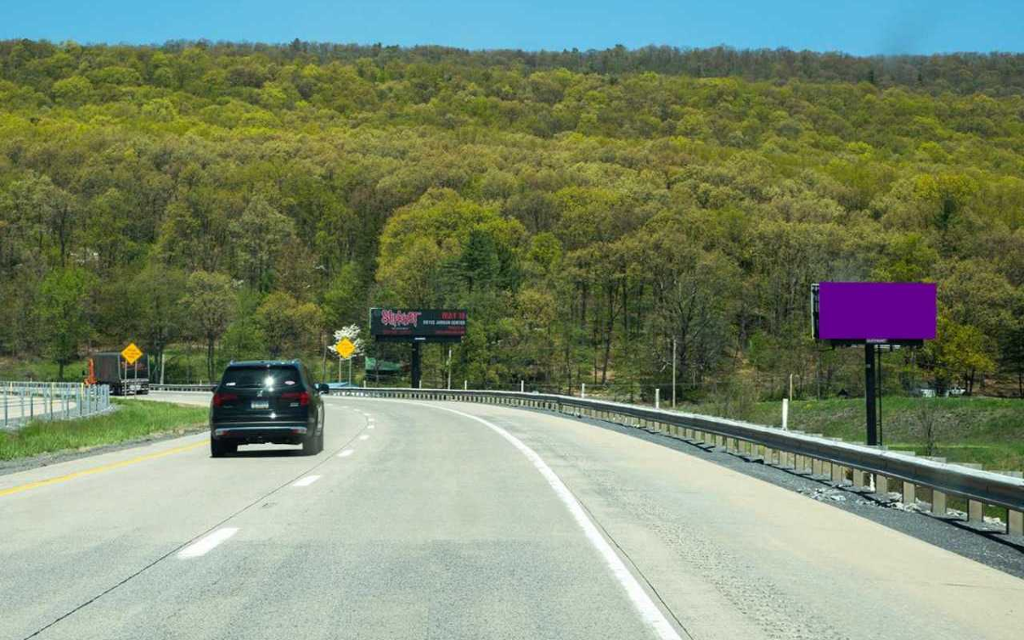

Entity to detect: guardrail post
[930,490,947,516]
[902,481,916,505]
[1010,510,1023,536]
[830,461,844,484]
[968,500,984,524]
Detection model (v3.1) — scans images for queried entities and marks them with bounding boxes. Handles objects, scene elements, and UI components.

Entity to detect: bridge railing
[1,381,112,431]
[328,387,1024,535]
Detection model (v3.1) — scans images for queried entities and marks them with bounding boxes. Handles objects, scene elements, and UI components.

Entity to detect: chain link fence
[1,382,112,431]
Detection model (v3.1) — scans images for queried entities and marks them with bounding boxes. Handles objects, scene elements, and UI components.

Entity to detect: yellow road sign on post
[335,338,356,359]
[121,342,143,365]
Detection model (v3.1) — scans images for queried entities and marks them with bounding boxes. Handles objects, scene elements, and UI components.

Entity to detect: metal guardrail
[1,381,112,431]
[150,384,216,392]
[329,387,1024,520]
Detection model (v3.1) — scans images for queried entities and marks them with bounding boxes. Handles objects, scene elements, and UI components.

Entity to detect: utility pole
[672,337,677,408]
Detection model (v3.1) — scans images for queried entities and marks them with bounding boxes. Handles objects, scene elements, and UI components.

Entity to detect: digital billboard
[369,308,468,342]
[813,282,936,343]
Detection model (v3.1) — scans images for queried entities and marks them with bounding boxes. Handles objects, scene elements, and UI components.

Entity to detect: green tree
[132,262,187,377]
[255,292,323,358]
[234,195,296,292]
[38,268,94,380]
[181,271,236,381]
[925,316,997,395]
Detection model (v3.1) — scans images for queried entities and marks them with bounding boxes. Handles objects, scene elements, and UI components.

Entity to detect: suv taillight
[281,391,310,406]
[212,392,239,407]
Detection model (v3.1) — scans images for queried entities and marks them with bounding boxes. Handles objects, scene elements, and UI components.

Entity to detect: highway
[1,392,1021,640]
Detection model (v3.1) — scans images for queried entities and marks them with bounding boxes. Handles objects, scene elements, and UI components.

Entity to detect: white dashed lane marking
[292,475,321,487]
[358,435,370,441]
[338,449,355,458]
[178,528,239,559]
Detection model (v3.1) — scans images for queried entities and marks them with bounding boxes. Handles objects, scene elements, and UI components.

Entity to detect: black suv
[209,360,328,457]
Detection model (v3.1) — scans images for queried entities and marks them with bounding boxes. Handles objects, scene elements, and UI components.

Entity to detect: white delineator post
[655,388,660,409]
[520,380,524,393]
[581,383,586,399]
[782,398,789,430]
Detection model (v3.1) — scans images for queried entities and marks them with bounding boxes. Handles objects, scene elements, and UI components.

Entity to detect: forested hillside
[1,40,1023,397]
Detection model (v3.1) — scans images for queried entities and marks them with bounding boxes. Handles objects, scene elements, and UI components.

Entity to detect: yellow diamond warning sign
[121,342,143,365]
[335,338,356,359]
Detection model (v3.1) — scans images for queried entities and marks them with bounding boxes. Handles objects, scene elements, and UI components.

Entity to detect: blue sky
[3,0,1021,55]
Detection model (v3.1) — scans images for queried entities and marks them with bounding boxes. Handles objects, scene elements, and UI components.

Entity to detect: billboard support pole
[877,346,884,447]
[865,344,878,446]
[411,342,422,389]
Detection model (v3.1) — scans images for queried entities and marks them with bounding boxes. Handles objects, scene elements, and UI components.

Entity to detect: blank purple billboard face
[817,282,937,342]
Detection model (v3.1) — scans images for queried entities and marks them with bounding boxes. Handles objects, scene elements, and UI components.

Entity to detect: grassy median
[684,396,1024,472]
[0,399,208,461]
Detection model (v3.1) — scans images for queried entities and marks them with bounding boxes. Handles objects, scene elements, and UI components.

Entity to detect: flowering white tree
[328,324,365,357]
[328,324,365,384]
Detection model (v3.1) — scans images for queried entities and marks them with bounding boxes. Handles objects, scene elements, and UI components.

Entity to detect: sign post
[334,337,356,385]
[412,342,422,389]
[812,283,936,447]
[865,344,877,445]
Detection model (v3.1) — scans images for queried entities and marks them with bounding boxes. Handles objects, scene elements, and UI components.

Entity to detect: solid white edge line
[292,475,322,487]
[338,449,355,458]
[412,403,683,640]
[177,527,239,559]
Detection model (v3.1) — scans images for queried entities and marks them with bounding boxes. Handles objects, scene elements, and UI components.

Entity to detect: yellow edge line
[0,439,208,498]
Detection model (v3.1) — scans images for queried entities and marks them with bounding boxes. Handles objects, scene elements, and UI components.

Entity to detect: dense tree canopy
[1,40,1022,397]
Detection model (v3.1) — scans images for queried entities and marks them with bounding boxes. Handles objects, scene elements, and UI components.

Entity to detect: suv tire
[211,439,229,458]
[302,432,319,456]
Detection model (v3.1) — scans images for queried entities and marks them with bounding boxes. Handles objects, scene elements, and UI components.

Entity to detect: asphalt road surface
[1,393,1021,640]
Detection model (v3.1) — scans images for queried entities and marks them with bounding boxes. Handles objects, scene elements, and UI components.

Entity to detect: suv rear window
[220,366,303,389]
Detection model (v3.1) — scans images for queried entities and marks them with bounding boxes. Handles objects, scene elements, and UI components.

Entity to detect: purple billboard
[814,282,936,343]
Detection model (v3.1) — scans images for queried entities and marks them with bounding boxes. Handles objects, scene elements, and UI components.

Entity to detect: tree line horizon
[0,40,1022,400]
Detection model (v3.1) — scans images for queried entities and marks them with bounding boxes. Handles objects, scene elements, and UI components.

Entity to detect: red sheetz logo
[381,310,422,328]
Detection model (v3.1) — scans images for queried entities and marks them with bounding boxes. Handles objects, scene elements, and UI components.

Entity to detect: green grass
[0,357,89,383]
[0,399,208,461]
[681,396,1024,472]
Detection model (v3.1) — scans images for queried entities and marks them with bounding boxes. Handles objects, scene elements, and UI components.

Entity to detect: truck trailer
[89,352,150,396]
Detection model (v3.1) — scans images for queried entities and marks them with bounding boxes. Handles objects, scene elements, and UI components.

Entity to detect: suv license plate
[251,400,269,410]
